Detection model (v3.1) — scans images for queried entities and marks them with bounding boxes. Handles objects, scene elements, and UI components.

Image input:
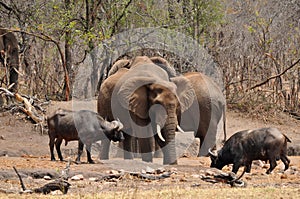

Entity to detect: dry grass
[1,187,299,199]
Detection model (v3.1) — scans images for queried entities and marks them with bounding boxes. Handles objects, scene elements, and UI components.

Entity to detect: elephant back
[150,56,177,77]
[108,59,130,76]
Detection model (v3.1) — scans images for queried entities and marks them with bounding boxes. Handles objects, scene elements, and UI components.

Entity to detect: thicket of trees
[0,0,299,117]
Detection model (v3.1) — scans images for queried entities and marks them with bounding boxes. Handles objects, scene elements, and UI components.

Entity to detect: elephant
[98,56,226,164]
[181,72,226,156]
[98,56,195,164]
[0,28,19,92]
[107,59,130,76]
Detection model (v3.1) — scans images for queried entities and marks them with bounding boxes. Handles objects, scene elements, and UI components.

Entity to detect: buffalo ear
[171,76,195,112]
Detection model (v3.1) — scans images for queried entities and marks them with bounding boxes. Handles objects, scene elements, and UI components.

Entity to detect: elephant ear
[171,76,196,112]
[118,77,154,119]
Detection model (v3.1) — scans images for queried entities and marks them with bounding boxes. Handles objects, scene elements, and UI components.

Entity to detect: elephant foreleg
[139,137,154,162]
[123,133,134,159]
[153,138,163,158]
[155,133,177,165]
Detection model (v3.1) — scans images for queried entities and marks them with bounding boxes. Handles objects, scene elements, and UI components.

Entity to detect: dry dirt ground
[0,100,299,198]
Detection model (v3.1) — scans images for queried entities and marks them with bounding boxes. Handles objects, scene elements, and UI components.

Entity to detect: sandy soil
[0,100,299,196]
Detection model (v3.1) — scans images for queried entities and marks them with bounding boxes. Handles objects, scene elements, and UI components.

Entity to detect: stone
[43,175,51,180]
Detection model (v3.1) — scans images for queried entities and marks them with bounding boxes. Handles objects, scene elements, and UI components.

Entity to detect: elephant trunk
[161,108,177,165]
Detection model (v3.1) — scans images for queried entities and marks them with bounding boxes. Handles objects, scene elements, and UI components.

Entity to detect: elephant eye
[155,88,163,94]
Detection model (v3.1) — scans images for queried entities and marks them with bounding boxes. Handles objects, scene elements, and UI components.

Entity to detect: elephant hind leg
[153,139,163,158]
[99,138,111,160]
[122,133,134,160]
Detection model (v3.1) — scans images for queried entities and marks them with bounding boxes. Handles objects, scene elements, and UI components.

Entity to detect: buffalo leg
[280,155,290,171]
[245,161,252,173]
[267,158,277,174]
[55,138,63,161]
[76,141,84,164]
[86,144,95,164]
[232,162,242,174]
[49,138,56,161]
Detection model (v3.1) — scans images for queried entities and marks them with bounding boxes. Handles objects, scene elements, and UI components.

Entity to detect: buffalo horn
[116,118,123,131]
[111,119,124,131]
[208,148,217,158]
[157,124,165,142]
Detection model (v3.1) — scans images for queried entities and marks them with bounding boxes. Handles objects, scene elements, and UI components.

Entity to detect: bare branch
[0,2,13,12]
[247,56,300,91]
[110,0,133,36]
[13,166,27,191]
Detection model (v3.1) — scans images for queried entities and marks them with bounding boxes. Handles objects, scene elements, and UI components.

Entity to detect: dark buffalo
[47,109,124,163]
[209,127,291,174]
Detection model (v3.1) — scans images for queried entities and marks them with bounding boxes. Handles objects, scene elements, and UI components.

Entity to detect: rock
[107,170,119,175]
[280,174,288,179]
[71,174,84,181]
[191,174,200,178]
[118,169,125,175]
[156,167,166,174]
[169,167,178,173]
[262,164,269,169]
[146,166,155,174]
[89,177,98,182]
[43,176,51,180]
[179,176,187,182]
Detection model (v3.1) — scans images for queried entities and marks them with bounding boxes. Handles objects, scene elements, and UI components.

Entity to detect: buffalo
[47,109,124,163]
[209,127,291,174]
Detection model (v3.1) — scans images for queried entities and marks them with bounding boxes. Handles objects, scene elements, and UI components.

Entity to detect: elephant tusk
[157,125,165,142]
[176,125,185,133]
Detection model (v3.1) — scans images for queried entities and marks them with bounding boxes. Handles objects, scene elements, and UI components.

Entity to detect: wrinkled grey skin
[107,59,130,76]
[98,56,194,164]
[209,127,291,174]
[0,28,19,92]
[47,109,124,164]
[181,72,226,156]
[98,56,226,164]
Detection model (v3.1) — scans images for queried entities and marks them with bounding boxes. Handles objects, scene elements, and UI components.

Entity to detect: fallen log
[98,171,174,182]
[197,168,246,187]
[33,180,71,194]
[0,87,44,124]
[13,165,71,195]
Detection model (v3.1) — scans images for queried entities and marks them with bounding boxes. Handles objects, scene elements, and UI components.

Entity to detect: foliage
[0,0,299,117]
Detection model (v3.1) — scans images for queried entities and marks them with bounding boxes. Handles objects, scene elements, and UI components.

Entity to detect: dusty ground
[0,100,299,197]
